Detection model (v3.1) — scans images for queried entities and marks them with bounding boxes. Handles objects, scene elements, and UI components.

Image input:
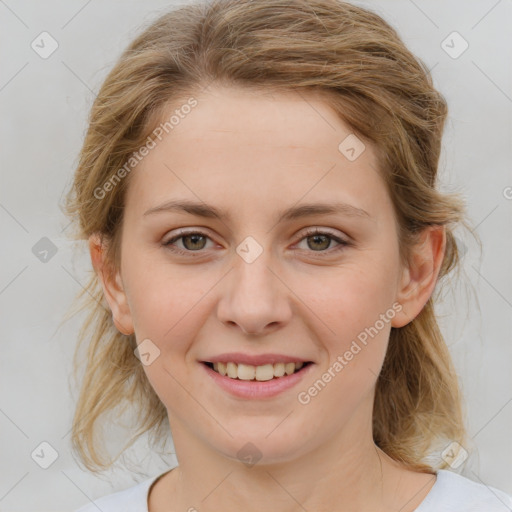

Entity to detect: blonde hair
[64,0,479,473]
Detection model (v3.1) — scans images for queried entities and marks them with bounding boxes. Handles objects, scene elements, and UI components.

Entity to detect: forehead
[166,85,351,147]
[125,85,390,224]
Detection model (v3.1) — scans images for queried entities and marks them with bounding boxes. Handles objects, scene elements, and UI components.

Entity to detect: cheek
[131,269,212,408]
[296,274,393,423]
[296,256,398,396]
[304,262,397,337]
[124,253,214,352]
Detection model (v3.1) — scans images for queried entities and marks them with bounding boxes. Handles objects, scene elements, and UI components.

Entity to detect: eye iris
[182,234,207,250]
[307,234,331,251]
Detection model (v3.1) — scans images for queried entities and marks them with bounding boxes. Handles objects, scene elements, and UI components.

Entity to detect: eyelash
[162,227,351,257]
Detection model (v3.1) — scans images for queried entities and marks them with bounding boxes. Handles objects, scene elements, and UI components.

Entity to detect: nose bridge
[235,242,274,297]
[216,237,291,334]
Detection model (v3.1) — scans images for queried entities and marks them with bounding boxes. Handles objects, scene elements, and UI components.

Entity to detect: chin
[211,428,309,468]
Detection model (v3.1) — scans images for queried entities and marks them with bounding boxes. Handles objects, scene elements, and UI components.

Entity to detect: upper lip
[202,353,312,366]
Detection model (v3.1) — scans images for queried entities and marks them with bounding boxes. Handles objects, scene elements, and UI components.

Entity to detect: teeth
[273,362,285,377]
[285,362,295,375]
[238,363,256,380]
[227,362,238,379]
[209,361,306,381]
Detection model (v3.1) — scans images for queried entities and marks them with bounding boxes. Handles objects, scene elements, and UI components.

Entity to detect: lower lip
[200,362,314,399]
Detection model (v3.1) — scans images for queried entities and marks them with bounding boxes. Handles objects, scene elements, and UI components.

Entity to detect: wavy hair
[63,0,479,472]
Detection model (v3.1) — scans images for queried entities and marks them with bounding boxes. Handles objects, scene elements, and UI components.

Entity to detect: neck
[160,398,417,511]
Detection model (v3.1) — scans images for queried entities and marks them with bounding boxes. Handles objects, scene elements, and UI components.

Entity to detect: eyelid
[162,227,214,243]
[298,226,349,242]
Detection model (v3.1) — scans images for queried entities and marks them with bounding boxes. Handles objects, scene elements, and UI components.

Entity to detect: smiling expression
[98,84,418,464]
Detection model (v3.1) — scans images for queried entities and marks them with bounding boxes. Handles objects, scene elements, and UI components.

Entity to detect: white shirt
[75,468,512,512]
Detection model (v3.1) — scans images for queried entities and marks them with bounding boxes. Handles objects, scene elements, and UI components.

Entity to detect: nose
[216,248,293,336]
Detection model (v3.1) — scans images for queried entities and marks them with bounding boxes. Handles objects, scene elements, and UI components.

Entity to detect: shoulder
[417,469,512,512]
[73,473,163,512]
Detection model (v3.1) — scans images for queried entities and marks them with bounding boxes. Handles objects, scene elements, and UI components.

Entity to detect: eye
[163,230,215,255]
[162,227,351,257]
[294,228,350,255]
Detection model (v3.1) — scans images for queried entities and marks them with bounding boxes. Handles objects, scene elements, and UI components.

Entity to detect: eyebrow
[143,199,371,223]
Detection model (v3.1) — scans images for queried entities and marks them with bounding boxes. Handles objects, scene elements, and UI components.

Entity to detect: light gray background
[1,1,511,510]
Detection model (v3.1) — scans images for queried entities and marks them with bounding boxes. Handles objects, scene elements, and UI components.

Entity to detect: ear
[391,225,446,328]
[89,233,134,336]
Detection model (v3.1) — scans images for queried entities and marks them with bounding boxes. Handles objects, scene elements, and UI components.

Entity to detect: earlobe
[88,233,134,336]
[391,226,446,328]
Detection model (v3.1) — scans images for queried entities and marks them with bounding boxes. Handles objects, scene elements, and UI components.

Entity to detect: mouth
[202,361,313,381]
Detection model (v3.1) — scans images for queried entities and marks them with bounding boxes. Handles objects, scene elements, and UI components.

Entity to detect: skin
[90,85,445,511]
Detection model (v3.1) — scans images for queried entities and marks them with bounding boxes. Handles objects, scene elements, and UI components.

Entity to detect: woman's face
[98,85,431,465]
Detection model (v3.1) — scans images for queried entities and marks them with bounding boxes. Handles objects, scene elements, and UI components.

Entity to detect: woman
[65,0,512,510]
